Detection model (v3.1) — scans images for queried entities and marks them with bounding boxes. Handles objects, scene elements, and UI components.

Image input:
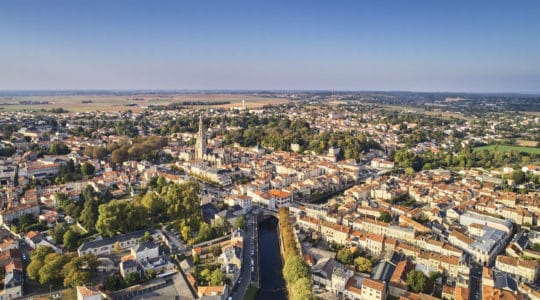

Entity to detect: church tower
[196,115,207,160]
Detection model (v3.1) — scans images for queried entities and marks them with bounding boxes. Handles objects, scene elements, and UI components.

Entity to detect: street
[230,212,259,300]
[469,263,482,300]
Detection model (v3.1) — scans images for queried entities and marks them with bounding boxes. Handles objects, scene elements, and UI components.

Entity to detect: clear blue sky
[1,0,539,92]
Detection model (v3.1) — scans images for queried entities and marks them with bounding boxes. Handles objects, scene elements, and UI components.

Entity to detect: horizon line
[0,89,539,96]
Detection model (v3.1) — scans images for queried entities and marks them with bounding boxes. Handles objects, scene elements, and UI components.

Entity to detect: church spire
[196,115,206,160]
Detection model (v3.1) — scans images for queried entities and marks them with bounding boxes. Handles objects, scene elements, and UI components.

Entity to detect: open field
[0,93,290,113]
[473,145,540,154]
[381,105,468,119]
[516,139,539,147]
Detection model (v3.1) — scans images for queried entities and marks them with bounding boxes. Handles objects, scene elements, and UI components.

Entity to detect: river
[256,217,287,300]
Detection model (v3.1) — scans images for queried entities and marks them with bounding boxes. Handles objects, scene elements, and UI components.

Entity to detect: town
[0,94,538,300]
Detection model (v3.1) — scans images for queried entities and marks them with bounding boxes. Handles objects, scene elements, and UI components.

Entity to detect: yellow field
[516,139,539,147]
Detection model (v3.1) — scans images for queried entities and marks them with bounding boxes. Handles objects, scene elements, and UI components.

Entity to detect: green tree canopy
[406,270,427,293]
[290,277,314,300]
[283,254,310,283]
[38,253,71,285]
[51,223,67,244]
[63,230,79,251]
[234,216,246,230]
[378,211,392,223]
[336,248,354,265]
[81,162,95,177]
[95,201,148,237]
[209,269,225,286]
[354,256,373,273]
[511,170,527,184]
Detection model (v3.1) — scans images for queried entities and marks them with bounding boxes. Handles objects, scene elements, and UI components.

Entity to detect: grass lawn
[473,145,540,154]
[244,284,259,300]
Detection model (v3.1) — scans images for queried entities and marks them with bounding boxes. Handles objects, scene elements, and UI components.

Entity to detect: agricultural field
[516,139,539,147]
[473,145,540,154]
[0,93,290,113]
[381,105,468,119]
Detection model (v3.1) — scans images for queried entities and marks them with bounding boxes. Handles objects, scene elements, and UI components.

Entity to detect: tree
[354,257,373,273]
[405,167,415,176]
[60,255,99,287]
[63,230,79,251]
[192,253,200,265]
[28,246,55,281]
[51,223,67,244]
[200,268,211,283]
[92,146,108,159]
[27,258,45,281]
[54,192,71,209]
[406,270,427,293]
[290,277,314,300]
[141,191,165,222]
[140,231,153,243]
[124,272,141,286]
[378,211,392,223]
[79,197,98,232]
[162,181,201,222]
[181,225,191,242]
[64,202,82,219]
[210,245,221,257]
[95,201,147,237]
[62,263,89,287]
[81,162,95,177]
[156,176,167,191]
[426,271,441,294]
[234,216,246,230]
[103,274,125,291]
[31,245,55,261]
[283,254,310,283]
[50,142,69,155]
[209,269,225,285]
[38,253,71,285]
[196,222,212,243]
[111,146,128,164]
[114,241,121,252]
[146,269,157,279]
[511,170,527,184]
[336,248,354,265]
[79,254,100,270]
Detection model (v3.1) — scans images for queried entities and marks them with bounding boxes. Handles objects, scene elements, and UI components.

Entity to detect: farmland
[0,93,290,113]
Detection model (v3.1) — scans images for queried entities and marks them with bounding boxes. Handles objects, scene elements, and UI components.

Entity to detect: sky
[1,0,539,93]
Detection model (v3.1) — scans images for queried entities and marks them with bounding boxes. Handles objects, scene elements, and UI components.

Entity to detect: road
[230,212,258,300]
[469,262,482,300]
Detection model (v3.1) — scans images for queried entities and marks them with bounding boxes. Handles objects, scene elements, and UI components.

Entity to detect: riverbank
[277,208,314,300]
